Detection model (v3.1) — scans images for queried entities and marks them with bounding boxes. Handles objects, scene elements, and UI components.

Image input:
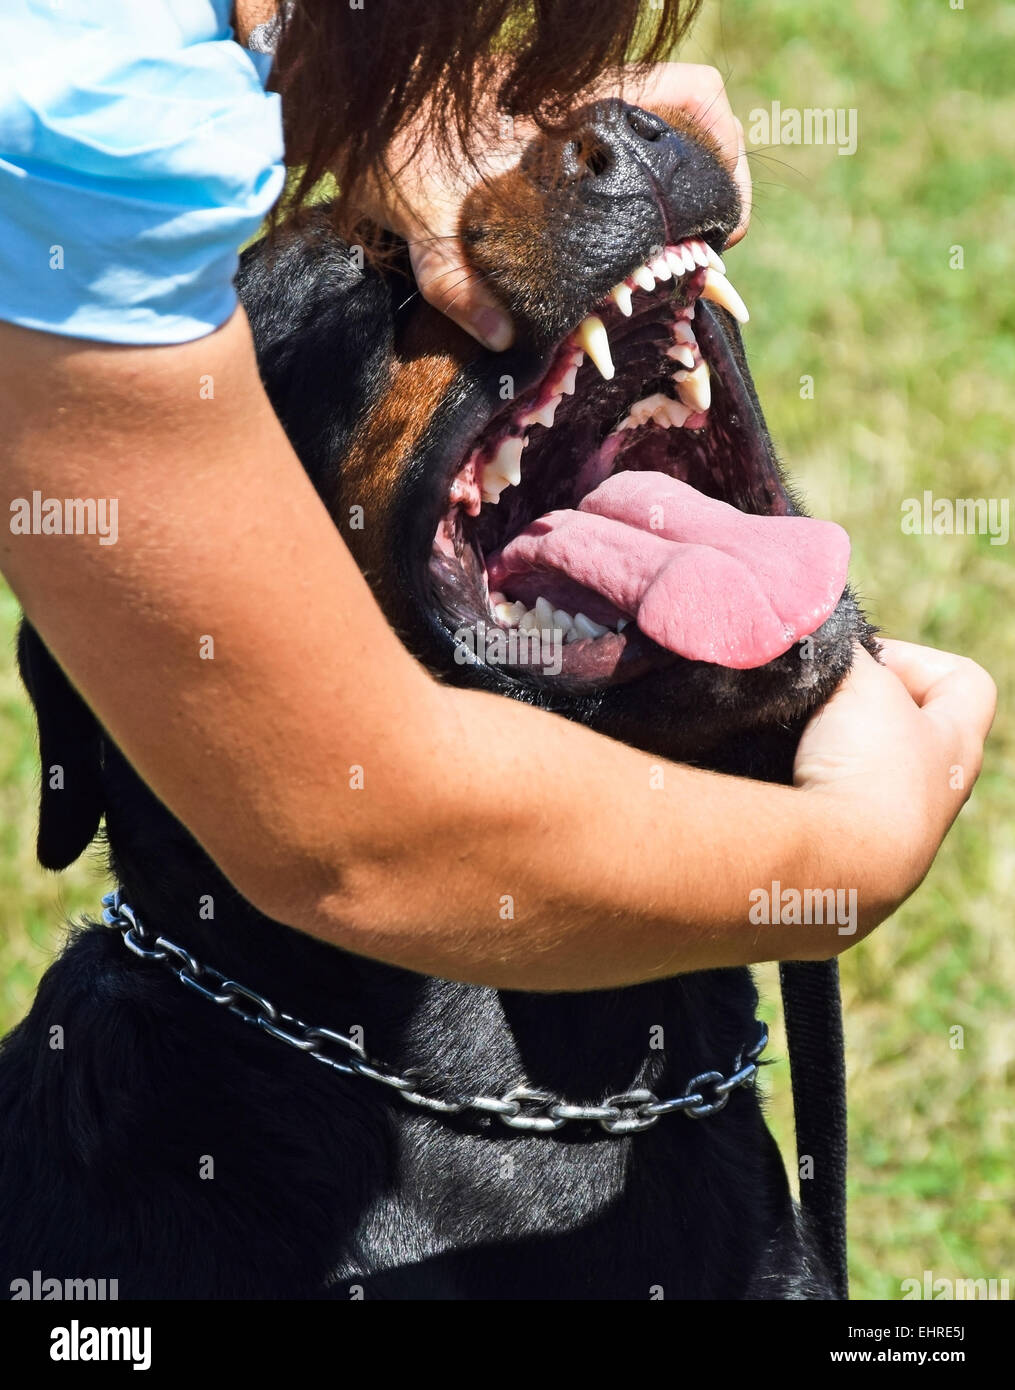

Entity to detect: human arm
[0,315,994,990]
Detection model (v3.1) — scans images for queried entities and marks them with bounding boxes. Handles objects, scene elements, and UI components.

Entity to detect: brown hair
[271,0,701,238]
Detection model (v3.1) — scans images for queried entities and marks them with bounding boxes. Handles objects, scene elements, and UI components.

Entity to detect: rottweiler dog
[0,101,875,1299]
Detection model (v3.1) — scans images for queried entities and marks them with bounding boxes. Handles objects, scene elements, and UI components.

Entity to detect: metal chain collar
[100,889,768,1137]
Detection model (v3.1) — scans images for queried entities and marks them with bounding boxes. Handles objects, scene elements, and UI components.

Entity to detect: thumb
[409,238,514,352]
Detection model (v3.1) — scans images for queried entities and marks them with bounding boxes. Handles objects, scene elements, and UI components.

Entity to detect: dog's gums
[431,238,850,684]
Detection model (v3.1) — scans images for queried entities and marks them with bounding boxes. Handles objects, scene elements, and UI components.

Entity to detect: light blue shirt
[0,0,286,343]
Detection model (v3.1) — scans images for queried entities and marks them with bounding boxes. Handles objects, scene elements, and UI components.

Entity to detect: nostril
[625,106,666,142]
[565,135,614,180]
[585,144,611,177]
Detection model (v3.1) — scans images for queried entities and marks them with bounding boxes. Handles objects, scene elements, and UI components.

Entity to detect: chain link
[100,890,767,1137]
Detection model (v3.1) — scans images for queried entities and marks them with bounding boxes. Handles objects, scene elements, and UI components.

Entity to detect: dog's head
[238,98,874,774]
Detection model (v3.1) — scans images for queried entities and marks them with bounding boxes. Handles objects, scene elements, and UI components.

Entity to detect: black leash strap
[779,958,849,1299]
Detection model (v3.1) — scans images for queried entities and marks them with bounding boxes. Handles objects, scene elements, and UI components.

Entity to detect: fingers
[878,638,989,707]
[725,117,751,248]
[879,638,997,760]
[806,645,893,713]
[408,236,514,352]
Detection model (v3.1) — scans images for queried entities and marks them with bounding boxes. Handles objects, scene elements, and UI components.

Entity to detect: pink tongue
[488,471,850,669]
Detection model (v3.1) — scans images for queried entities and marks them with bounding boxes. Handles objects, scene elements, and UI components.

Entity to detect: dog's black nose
[560,100,688,186]
[557,98,739,242]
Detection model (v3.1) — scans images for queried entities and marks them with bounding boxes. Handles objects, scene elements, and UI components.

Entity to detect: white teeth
[618,391,694,431]
[648,255,672,282]
[690,240,710,268]
[679,244,696,274]
[632,264,655,292]
[672,320,697,346]
[573,314,615,381]
[664,248,685,278]
[672,359,711,412]
[552,608,575,637]
[487,435,525,486]
[661,397,694,427]
[519,394,562,430]
[533,596,555,629]
[703,243,727,276]
[628,393,670,425]
[610,282,633,317]
[573,612,609,640]
[494,600,527,627]
[480,435,527,502]
[702,267,749,323]
[666,343,696,370]
[490,599,620,646]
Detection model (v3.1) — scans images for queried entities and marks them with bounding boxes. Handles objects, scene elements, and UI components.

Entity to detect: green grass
[1,0,1012,1300]
[0,587,110,1030]
[685,0,1015,1298]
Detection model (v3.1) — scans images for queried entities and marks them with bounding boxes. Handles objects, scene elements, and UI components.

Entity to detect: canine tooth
[703,244,727,276]
[673,359,711,412]
[573,315,614,381]
[666,343,696,370]
[632,265,655,292]
[481,481,506,504]
[610,282,633,317]
[533,596,555,628]
[665,248,686,278]
[648,255,672,282]
[702,268,749,323]
[521,394,562,430]
[573,613,609,640]
[494,601,527,627]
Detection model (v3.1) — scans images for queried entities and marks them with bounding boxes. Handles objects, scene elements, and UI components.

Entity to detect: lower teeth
[492,593,617,643]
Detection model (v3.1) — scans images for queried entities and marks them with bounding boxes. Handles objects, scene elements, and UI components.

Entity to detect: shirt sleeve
[0,0,286,344]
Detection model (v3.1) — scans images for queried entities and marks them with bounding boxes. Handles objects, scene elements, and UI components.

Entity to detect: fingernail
[473,306,513,351]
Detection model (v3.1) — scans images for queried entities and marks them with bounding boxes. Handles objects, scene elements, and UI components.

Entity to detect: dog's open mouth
[430,239,850,685]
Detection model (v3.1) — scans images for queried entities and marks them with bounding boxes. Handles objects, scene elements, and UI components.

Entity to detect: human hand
[363,62,752,351]
[794,641,996,927]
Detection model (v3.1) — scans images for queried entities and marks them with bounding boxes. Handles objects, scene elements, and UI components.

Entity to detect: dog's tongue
[488,471,850,669]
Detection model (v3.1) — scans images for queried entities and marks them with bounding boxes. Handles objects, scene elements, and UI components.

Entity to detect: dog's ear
[17,622,104,870]
[236,209,397,497]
